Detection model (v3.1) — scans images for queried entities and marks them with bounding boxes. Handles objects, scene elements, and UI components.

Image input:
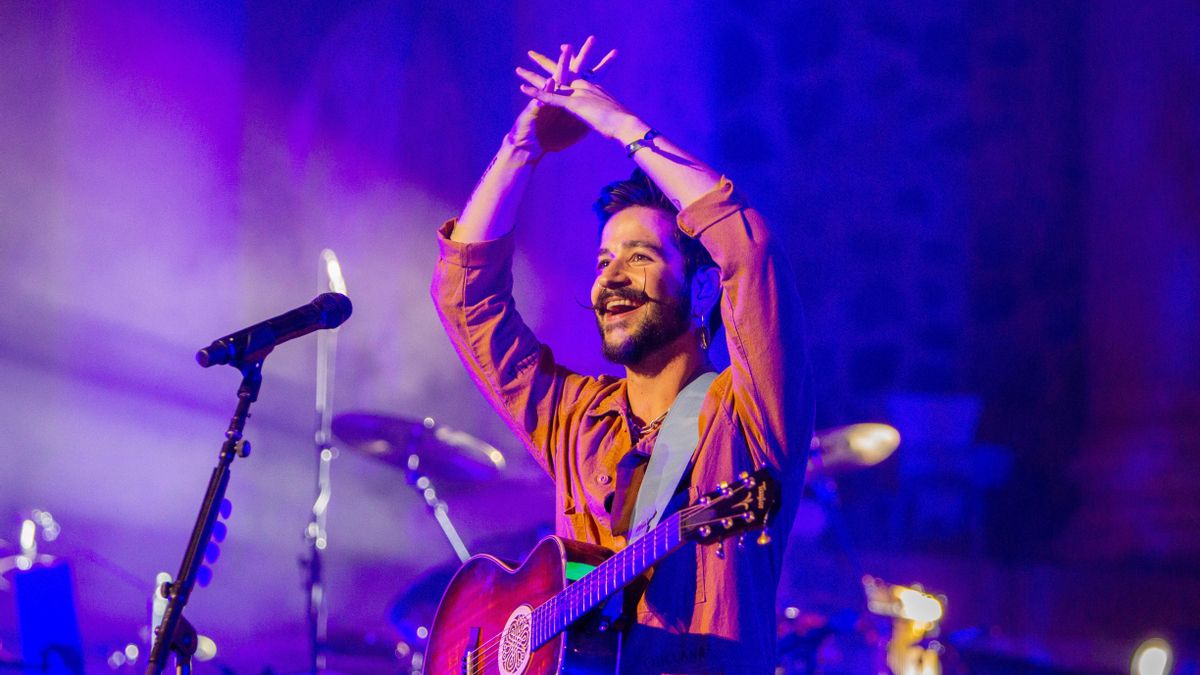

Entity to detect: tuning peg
[234,439,251,458]
[757,509,773,545]
[211,520,227,543]
[698,525,712,539]
[204,542,220,564]
[737,534,746,550]
[196,565,213,588]
[219,499,232,520]
[715,542,725,559]
[739,471,749,480]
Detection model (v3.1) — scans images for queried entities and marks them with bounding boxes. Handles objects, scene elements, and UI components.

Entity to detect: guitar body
[424,469,779,674]
[425,536,620,675]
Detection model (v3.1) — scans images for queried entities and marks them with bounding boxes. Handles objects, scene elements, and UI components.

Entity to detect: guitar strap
[628,370,718,540]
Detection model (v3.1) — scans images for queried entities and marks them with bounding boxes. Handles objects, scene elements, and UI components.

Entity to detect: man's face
[591,206,692,366]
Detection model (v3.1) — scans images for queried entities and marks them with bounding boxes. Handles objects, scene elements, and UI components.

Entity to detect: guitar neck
[528,513,684,647]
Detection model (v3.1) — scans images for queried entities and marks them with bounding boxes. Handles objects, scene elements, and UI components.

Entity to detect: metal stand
[302,250,346,674]
[145,360,262,675]
[302,331,336,673]
[404,449,470,563]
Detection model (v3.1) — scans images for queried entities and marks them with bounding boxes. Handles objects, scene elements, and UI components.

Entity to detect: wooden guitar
[423,469,779,674]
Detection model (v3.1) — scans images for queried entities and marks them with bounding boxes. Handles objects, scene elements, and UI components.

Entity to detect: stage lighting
[1132,637,1173,675]
[897,587,944,624]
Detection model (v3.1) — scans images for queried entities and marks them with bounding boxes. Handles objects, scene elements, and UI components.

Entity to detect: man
[431,37,812,673]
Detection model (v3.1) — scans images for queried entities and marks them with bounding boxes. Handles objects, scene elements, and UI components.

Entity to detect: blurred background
[1,0,1197,673]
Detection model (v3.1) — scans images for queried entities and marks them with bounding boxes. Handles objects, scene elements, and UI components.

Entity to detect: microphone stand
[146,359,264,675]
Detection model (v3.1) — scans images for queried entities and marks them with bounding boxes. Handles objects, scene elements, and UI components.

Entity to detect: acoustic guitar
[423,469,779,674]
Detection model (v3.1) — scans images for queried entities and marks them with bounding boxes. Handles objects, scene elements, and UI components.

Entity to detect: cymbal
[809,423,900,474]
[332,412,506,480]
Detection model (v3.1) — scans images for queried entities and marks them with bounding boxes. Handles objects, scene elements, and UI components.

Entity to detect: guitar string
[463,509,692,670]
[464,485,760,670]
[468,522,677,674]
[459,492,740,670]
[463,501,711,670]
[468,512,760,673]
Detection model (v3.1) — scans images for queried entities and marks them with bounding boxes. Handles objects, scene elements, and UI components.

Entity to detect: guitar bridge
[461,626,482,675]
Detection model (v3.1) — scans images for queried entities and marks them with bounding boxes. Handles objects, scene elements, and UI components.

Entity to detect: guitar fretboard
[528,512,684,647]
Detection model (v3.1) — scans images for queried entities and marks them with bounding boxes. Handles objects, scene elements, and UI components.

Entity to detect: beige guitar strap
[628,371,718,540]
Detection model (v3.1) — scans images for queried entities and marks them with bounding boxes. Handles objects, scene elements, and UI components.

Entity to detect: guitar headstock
[680,469,779,545]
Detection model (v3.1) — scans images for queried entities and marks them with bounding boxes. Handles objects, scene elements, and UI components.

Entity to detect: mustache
[580,288,664,314]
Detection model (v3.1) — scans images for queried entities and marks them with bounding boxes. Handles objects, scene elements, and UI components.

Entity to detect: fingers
[570,35,595,72]
[528,41,616,79]
[528,49,557,75]
[519,83,571,106]
[515,66,547,89]
[588,48,618,76]
[554,43,571,84]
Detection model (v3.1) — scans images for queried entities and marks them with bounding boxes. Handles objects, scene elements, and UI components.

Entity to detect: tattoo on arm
[472,155,500,194]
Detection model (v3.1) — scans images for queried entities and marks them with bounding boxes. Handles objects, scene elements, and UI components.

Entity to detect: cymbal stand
[146,360,262,675]
[807,456,866,584]
[302,250,345,673]
[787,455,874,675]
[404,445,470,563]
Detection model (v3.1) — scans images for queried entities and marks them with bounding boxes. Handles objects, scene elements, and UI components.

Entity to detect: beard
[596,289,692,366]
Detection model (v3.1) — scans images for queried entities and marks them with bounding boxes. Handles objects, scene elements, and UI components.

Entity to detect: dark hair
[593,168,723,337]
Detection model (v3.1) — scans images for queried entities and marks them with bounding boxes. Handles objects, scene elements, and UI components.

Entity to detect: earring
[698,313,711,351]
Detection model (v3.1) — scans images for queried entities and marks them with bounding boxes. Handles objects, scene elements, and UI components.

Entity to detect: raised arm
[433,39,622,476]
[518,57,813,474]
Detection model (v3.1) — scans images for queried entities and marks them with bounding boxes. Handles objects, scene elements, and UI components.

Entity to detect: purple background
[1,1,1198,672]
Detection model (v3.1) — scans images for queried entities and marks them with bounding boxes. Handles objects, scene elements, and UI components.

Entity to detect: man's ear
[691,266,721,318]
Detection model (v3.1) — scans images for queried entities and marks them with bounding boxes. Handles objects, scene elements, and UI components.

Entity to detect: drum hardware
[302,248,349,674]
[332,412,509,564]
[0,509,59,592]
[808,423,901,475]
[863,575,947,675]
[332,412,507,480]
[778,422,911,674]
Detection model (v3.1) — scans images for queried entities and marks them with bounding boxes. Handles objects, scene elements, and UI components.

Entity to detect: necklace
[632,410,669,439]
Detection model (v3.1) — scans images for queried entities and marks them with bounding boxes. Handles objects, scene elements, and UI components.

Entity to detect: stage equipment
[301,249,349,673]
[1132,637,1173,675]
[195,292,352,367]
[147,293,352,675]
[1,511,81,674]
[864,575,947,675]
[333,412,508,562]
[808,422,901,474]
[777,422,906,674]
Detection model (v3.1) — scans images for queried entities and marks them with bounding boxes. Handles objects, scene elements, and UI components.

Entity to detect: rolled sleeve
[437,218,516,268]
[676,178,747,239]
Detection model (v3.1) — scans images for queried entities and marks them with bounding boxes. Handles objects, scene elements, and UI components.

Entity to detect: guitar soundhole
[499,604,533,675]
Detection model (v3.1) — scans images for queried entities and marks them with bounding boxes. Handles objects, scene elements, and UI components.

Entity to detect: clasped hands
[508,36,649,157]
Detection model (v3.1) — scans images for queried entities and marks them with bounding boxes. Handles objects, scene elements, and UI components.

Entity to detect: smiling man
[431,37,813,674]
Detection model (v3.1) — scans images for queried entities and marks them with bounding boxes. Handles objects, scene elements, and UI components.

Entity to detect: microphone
[196,293,353,367]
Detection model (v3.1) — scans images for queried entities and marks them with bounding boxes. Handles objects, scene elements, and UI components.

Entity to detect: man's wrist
[612,115,652,147]
[500,132,543,166]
